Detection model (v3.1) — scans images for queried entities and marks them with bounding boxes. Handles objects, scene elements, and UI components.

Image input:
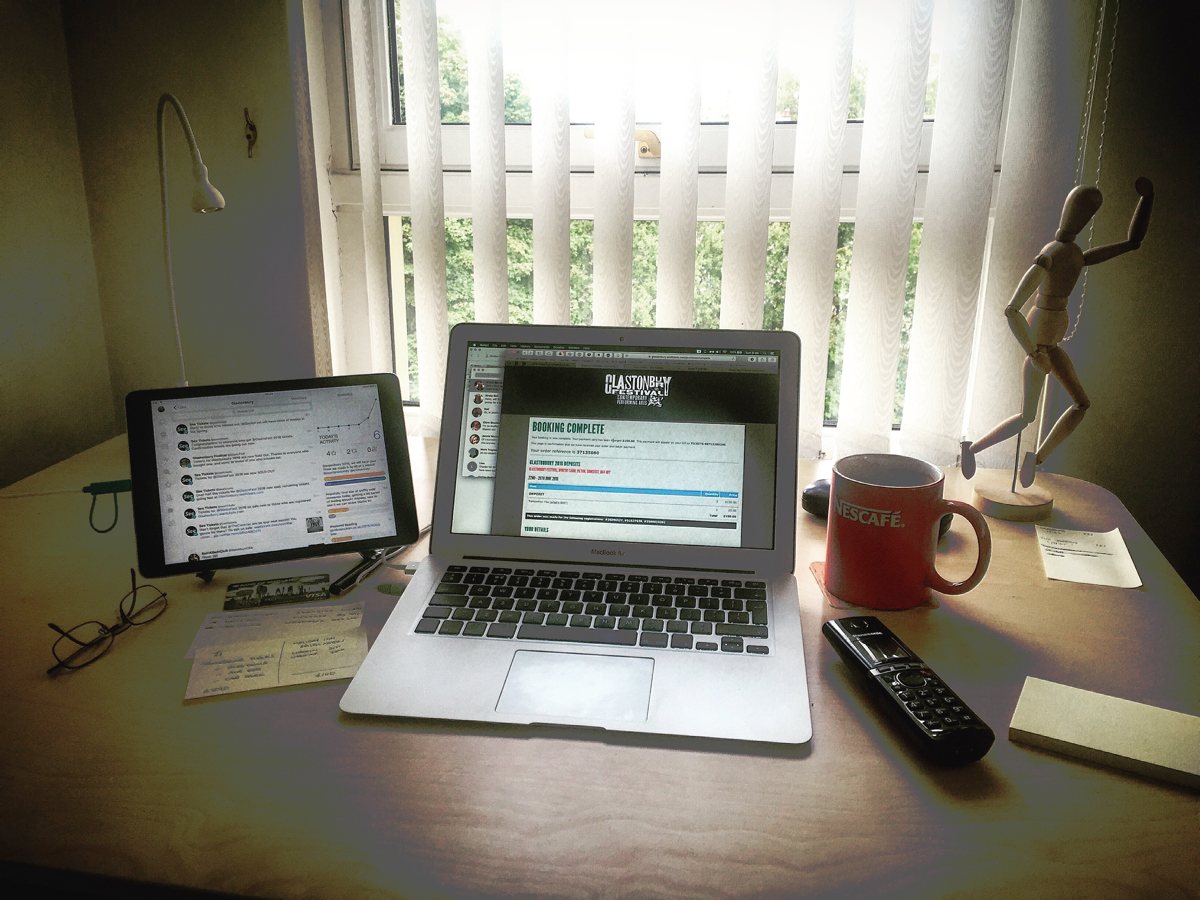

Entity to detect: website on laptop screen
[451,341,780,549]
[147,384,399,565]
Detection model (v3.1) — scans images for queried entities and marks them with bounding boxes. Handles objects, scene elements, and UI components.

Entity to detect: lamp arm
[157,96,189,388]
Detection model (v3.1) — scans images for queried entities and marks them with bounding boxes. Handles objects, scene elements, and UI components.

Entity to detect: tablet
[126,374,419,577]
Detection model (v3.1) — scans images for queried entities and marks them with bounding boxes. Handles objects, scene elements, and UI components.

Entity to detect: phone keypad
[886,669,979,734]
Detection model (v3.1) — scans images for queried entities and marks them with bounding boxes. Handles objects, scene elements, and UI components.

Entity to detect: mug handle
[926,499,992,595]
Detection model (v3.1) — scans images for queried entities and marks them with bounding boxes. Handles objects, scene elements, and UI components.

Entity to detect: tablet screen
[127,375,418,576]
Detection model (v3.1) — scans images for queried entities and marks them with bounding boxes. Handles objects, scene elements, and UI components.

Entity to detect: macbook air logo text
[591,548,623,556]
[835,499,903,528]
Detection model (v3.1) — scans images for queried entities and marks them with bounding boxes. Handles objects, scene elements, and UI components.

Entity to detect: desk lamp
[157,92,225,387]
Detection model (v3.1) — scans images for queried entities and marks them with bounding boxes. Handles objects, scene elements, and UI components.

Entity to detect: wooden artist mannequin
[961,177,1154,487]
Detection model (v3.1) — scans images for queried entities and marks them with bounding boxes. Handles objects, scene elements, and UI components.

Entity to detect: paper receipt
[1036,526,1142,588]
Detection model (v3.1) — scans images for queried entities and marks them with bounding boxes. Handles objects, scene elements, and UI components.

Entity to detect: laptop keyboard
[415,565,770,654]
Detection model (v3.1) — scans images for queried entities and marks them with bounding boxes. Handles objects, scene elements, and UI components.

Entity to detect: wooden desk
[2,436,1197,897]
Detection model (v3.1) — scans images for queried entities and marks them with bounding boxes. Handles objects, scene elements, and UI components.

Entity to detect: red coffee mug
[824,454,991,610]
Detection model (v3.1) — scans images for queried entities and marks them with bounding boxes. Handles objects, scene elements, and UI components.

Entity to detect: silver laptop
[341,324,812,744]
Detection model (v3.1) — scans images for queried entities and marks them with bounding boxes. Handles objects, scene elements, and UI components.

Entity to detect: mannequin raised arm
[1083,177,1154,265]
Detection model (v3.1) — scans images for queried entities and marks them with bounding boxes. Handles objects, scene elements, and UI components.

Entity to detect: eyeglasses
[47,569,167,675]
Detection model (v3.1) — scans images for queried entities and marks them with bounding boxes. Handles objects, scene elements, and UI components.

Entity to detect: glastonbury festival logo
[603,373,672,407]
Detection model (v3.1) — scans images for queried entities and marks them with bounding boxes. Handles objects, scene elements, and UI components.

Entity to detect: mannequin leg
[968,356,1047,456]
[1035,346,1090,464]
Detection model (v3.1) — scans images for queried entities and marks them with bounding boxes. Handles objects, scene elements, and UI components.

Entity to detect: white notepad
[1009,676,1200,790]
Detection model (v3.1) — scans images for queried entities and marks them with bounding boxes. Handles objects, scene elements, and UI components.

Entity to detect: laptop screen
[448,337,782,551]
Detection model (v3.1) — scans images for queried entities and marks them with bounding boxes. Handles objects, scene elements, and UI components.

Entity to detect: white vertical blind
[718,0,780,331]
[835,0,933,456]
[652,2,702,329]
[782,1,855,459]
[399,0,450,417]
[465,0,508,323]
[530,3,572,325]
[966,0,1098,470]
[590,7,635,327]
[654,73,700,327]
[386,216,410,393]
[346,0,392,373]
[901,0,1014,466]
[330,0,1107,470]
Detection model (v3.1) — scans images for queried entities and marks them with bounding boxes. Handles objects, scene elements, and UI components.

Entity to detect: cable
[3,479,132,534]
[81,479,133,533]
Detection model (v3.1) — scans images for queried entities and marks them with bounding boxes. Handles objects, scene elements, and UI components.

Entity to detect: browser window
[451,340,780,550]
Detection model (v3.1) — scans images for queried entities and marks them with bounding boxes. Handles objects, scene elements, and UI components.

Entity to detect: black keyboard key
[421,606,451,619]
[747,600,768,626]
[523,611,545,625]
[670,634,694,650]
[746,644,769,655]
[464,622,487,637]
[734,587,767,601]
[640,632,669,648]
[499,610,522,624]
[666,620,689,633]
[641,618,664,632]
[696,641,718,651]
[416,617,440,633]
[435,583,469,595]
[716,624,769,639]
[569,614,592,628]
[438,620,464,635]
[517,624,638,646]
[451,608,474,621]
[721,636,744,652]
[690,621,714,635]
[593,616,617,630]
[617,617,640,631]
[487,622,517,639]
[431,594,467,609]
[546,613,569,626]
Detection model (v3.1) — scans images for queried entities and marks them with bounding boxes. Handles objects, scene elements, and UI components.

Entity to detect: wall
[1043,3,1200,594]
[62,0,320,418]
[0,0,117,487]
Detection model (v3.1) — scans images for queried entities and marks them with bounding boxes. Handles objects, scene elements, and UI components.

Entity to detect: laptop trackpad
[496,651,653,723]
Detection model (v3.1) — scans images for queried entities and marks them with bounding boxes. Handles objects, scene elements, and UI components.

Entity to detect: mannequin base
[971,470,1053,522]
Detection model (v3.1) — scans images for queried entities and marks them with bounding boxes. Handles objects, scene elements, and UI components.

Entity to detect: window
[328,0,1021,464]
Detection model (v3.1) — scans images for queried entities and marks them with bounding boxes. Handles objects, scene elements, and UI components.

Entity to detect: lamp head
[192,163,225,213]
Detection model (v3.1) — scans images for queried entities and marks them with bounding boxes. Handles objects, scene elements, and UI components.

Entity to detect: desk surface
[1,436,1197,897]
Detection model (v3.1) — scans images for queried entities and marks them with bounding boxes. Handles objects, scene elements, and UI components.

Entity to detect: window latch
[582,127,661,159]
